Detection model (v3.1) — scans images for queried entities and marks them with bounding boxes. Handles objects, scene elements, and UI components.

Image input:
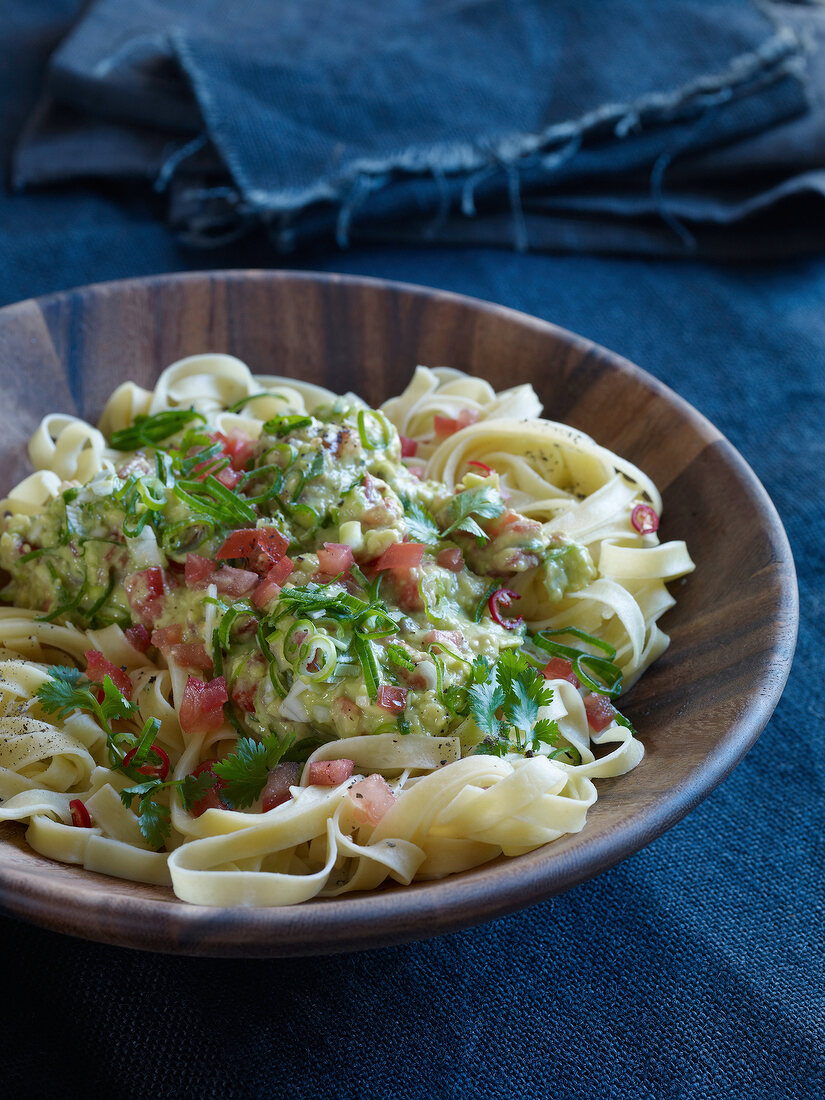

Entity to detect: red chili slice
[487,588,524,629]
[631,503,659,535]
[69,799,92,828]
[122,743,171,780]
[467,460,492,475]
[376,685,408,713]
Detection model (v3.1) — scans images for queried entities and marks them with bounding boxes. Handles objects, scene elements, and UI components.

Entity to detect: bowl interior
[0,271,797,955]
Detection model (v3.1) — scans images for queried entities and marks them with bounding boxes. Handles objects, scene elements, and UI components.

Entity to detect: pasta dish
[0,356,694,905]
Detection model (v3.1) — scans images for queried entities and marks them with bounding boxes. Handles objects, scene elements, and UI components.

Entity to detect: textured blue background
[2,5,823,1099]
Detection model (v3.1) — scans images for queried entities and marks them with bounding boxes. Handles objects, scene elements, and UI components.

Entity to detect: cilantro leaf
[468,676,505,738]
[136,796,171,849]
[213,732,296,809]
[496,649,553,737]
[403,499,440,545]
[441,485,505,542]
[37,667,136,730]
[178,770,219,810]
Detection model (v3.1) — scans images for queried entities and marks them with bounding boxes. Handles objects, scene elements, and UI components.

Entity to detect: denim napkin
[12,0,825,255]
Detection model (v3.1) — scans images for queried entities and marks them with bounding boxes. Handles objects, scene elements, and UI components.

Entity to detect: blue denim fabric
[1,6,824,1099]
[12,0,825,257]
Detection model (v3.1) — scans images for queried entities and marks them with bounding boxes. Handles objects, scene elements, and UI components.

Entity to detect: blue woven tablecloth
[1,5,823,1099]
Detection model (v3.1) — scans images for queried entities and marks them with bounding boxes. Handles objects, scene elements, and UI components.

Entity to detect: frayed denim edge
[166,18,807,249]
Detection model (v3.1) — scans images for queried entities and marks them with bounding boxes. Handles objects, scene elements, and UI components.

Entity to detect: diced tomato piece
[185,553,216,588]
[400,435,418,457]
[332,696,363,736]
[408,466,425,480]
[261,761,302,812]
[216,526,289,575]
[215,466,242,490]
[124,624,151,653]
[425,630,464,650]
[397,577,424,612]
[583,692,617,732]
[252,555,293,609]
[170,643,214,671]
[69,799,92,828]
[211,565,259,597]
[188,759,227,817]
[436,547,464,572]
[375,541,425,573]
[541,657,581,688]
[151,624,183,651]
[123,567,175,626]
[231,682,257,713]
[179,675,228,736]
[376,685,408,713]
[317,543,354,575]
[307,759,355,786]
[84,650,132,700]
[434,408,480,437]
[348,774,396,826]
[217,430,256,472]
[486,509,542,538]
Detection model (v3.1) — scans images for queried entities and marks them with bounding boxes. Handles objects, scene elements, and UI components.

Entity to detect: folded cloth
[12,0,825,257]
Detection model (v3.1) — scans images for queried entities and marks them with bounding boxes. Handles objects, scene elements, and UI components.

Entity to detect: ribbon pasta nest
[0,357,694,907]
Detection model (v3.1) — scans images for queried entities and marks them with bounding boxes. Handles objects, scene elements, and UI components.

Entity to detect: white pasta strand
[0,359,694,906]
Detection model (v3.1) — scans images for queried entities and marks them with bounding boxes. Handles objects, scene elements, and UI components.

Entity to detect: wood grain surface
[0,271,798,956]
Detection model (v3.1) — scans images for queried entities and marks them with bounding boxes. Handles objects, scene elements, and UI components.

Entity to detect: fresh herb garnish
[212,732,296,809]
[403,499,440,545]
[468,649,579,758]
[109,409,205,450]
[262,414,313,437]
[441,484,505,542]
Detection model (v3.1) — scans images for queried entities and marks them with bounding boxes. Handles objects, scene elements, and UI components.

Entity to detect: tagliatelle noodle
[0,355,694,906]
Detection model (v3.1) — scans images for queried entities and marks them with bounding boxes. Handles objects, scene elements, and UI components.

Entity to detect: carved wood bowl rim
[0,271,798,956]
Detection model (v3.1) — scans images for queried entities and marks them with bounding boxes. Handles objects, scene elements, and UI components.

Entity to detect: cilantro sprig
[403,499,441,545]
[212,732,296,809]
[468,649,577,759]
[441,484,505,542]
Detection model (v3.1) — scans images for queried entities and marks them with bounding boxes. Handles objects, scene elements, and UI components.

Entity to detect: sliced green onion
[263,414,313,437]
[387,644,416,671]
[227,392,284,414]
[110,409,205,451]
[283,619,316,664]
[353,635,379,699]
[356,409,392,451]
[296,635,338,681]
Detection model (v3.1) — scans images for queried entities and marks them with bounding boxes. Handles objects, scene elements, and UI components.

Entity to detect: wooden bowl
[0,271,797,956]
